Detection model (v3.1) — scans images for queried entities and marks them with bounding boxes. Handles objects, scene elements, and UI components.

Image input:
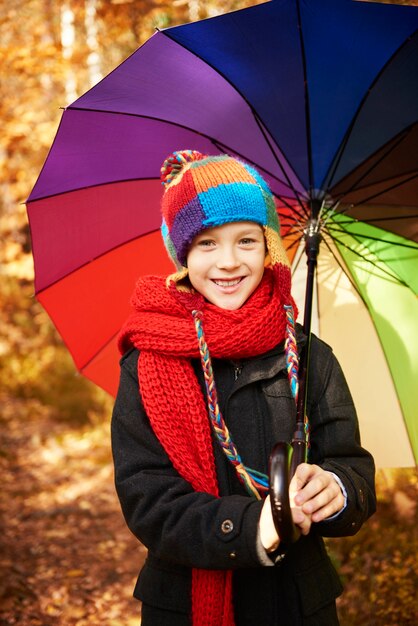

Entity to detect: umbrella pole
[269,201,322,543]
[290,201,322,476]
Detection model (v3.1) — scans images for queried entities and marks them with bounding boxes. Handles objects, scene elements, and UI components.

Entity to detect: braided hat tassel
[285,304,310,446]
[192,310,269,499]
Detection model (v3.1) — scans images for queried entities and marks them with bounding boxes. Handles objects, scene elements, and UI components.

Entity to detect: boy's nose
[216,247,240,270]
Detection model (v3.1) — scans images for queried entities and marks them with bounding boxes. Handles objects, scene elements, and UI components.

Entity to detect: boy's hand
[259,494,280,552]
[259,464,345,550]
[290,463,345,534]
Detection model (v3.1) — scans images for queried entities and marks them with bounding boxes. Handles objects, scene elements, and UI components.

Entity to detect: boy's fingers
[290,464,344,532]
[311,501,341,523]
[290,462,313,489]
[311,483,345,521]
[304,486,344,518]
[293,465,328,505]
[301,475,341,510]
[291,507,311,535]
[292,466,344,517]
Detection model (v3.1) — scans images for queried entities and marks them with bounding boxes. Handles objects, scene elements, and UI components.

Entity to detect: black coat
[111,332,376,625]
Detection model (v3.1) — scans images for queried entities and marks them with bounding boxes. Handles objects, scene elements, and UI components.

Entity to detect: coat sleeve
[111,349,264,570]
[306,337,376,537]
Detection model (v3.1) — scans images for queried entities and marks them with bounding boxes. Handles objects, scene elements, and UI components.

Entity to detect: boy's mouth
[212,277,243,288]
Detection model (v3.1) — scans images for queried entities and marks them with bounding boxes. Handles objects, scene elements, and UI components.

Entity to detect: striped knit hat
[160,150,290,276]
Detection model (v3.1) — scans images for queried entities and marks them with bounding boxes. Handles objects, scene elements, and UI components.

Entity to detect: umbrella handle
[268,438,307,545]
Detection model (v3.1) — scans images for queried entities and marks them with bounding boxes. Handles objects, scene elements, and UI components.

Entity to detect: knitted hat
[160,150,290,274]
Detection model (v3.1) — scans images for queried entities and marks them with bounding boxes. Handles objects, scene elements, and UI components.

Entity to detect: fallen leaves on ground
[0,396,145,625]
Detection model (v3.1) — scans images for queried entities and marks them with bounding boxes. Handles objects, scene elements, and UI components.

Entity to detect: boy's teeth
[214,278,241,287]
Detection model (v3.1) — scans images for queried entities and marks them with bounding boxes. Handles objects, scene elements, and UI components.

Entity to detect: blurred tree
[0,0,263,279]
[0,0,264,416]
[1,0,416,404]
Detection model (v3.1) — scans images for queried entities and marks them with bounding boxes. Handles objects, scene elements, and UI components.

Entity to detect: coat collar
[230,324,307,390]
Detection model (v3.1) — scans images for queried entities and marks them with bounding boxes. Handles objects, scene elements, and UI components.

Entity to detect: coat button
[229,551,237,559]
[221,519,234,534]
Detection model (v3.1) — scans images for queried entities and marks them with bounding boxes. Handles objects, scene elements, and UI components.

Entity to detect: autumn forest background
[1,0,417,624]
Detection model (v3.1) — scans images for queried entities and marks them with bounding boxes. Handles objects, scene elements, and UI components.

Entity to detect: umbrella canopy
[27,0,418,468]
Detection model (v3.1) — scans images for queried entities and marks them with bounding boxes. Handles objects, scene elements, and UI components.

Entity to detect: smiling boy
[112,150,375,626]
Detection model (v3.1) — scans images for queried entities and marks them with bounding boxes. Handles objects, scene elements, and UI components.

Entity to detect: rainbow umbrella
[27,0,418,467]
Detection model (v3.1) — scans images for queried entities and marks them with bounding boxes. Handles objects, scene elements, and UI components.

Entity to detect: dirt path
[0,398,145,625]
[1,396,417,626]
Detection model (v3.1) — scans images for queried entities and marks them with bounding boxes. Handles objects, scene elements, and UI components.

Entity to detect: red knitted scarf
[118,267,295,626]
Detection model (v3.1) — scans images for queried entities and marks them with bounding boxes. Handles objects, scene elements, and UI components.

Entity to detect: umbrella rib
[325,229,411,289]
[329,214,418,225]
[279,215,307,227]
[274,197,306,219]
[323,30,418,191]
[160,28,268,125]
[276,202,307,222]
[290,237,306,273]
[283,233,304,255]
[325,224,418,250]
[279,217,302,224]
[333,155,417,199]
[277,202,307,222]
[329,126,415,203]
[27,176,161,204]
[320,235,367,305]
[79,329,121,376]
[325,170,418,219]
[250,115,308,217]
[33,227,162,296]
[343,171,418,208]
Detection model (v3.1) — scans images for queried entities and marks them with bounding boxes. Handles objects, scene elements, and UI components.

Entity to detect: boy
[112,150,375,625]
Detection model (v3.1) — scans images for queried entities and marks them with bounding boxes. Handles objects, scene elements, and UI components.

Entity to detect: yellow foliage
[328,468,418,625]
[0,275,112,424]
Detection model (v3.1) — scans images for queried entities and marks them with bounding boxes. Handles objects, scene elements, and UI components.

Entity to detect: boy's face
[187,221,266,310]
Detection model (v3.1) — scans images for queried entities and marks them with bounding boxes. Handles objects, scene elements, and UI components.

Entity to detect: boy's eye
[240,237,256,245]
[197,239,215,247]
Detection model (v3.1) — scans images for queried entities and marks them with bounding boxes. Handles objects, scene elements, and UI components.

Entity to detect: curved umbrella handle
[268,438,307,545]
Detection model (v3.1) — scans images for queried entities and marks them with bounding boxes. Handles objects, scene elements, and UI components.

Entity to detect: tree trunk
[60,2,77,103]
[85,0,102,88]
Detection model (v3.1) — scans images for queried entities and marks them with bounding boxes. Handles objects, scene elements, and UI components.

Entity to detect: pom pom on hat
[161,150,207,187]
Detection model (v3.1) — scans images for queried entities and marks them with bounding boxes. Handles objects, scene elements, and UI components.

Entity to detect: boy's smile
[186,221,266,310]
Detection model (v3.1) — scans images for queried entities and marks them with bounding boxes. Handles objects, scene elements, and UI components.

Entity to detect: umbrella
[26,0,418,469]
